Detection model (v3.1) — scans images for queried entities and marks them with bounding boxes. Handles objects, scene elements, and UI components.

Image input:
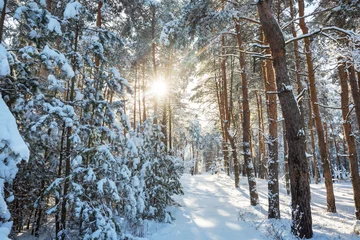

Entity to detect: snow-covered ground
[146,173,359,240]
[15,173,359,239]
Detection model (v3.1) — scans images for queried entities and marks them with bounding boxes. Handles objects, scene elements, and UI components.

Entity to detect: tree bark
[228,132,239,188]
[283,120,290,195]
[133,65,137,128]
[235,22,259,206]
[338,61,360,221]
[142,63,147,121]
[0,0,7,43]
[308,97,319,183]
[263,38,279,219]
[255,91,264,178]
[298,0,336,213]
[348,65,360,130]
[221,35,230,176]
[257,1,313,237]
[151,5,158,124]
[168,97,172,151]
[330,124,342,179]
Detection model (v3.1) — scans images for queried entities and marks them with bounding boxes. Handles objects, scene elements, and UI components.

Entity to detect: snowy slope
[147,173,359,240]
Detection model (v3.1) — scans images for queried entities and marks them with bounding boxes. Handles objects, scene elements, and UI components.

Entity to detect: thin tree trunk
[0,0,7,43]
[142,63,146,121]
[60,18,80,240]
[283,120,290,195]
[221,34,230,176]
[235,22,259,206]
[257,1,313,237]
[151,5,158,124]
[133,65,137,128]
[56,124,66,240]
[308,97,319,183]
[264,45,280,219]
[330,124,342,179]
[228,132,239,188]
[342,139,349,174]
[162,99,167,146]
[168,97,172,151]
[255,91,262,178]
[298,0,336,213]
[215,62,229,176]
[324,122,334,177]
[338,61,360,221]
[348,65,360,130]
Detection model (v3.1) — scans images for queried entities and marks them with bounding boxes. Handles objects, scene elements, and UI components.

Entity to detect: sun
[151,79,167,97]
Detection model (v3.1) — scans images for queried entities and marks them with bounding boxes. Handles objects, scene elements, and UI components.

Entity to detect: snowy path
[149,174,263,240]
[148,173,359,240]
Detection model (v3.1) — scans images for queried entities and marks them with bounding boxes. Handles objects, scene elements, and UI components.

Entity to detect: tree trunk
[257,1,313,237]
[308,97,319,183]
[330,124,342,179]
[0,0,7,43]
[235,22,259,206]
[255,91,262,178]
[221,35,230,176]
[133,65,137,128]
[168,97,172,152]
[142,63,147,121]
[298,0,336,213]
[151,5,158,124]
[229,132,239,188]
[263,39,279,219]
[338,61,360,221]
[162,99,167,146]
[348,65,360,130]
[283,120,290,195]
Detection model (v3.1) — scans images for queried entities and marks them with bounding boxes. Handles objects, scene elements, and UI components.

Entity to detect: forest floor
[16,173,359,239]
[146,173,359,240]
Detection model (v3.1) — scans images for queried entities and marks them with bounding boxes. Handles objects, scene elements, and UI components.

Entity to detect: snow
[0,0,4,11]
[148,174,263,240]
[41,45,74,78]
[0,44,10,77]
[0,222,11,240]
[0,94,29,240]
[64,1,82,20]
[146,173,360,240]
[0,95,29,164]
[47,16,62,35]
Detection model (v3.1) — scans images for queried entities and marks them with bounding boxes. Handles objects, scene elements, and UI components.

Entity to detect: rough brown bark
[257,1,312,237]
[308,97,319,183]
[330,124,342,179]
[214,62,229,177]
[255,91,264,178]
[235,22,259,205]
[228,131,239,188]
[338,61,360,221]
[289,0,307,139]
[262,35,280,218]
[221,34,230,176]
[348,65,360,130]
[298,0,336,213]
[264,51,280,219]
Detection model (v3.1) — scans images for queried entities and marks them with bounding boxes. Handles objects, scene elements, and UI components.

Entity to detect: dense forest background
[1,0,360,239]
